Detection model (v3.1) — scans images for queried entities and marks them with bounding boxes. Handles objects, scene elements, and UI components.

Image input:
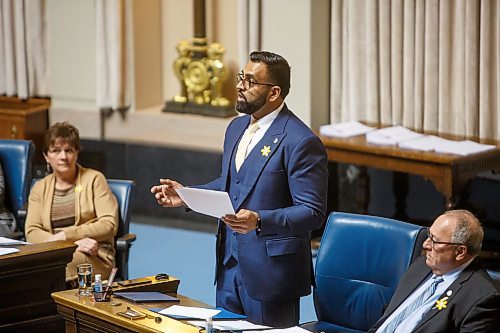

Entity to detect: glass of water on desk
[77,263,93,296]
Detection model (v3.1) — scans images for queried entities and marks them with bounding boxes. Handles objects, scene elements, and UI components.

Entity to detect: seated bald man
[369,209,500,333]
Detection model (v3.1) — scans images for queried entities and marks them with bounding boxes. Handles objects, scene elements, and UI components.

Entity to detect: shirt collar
[433,257,475,283]
[252,102,284,129]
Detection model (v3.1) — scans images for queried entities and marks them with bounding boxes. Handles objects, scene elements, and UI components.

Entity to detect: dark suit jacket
[369,256,500,333]
[198,105,328,302]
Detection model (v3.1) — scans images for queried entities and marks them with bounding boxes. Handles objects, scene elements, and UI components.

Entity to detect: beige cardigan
[25,166,119,281]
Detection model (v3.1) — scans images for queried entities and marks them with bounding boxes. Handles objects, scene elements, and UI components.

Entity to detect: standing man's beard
[236,94,267,115]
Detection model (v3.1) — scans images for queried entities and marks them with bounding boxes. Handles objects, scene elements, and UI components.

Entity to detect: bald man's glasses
[427,228,464,247]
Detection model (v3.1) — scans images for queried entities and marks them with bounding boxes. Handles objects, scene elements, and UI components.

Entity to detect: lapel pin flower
[433,296,449,310]
[75,184,83,193]
[261,145,271,157]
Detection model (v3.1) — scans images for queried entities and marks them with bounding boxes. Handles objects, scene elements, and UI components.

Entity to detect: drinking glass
[77,263,93,296]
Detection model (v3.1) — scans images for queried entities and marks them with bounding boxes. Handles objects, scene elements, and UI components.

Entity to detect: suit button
[235,178,240,184]
[233,195,238,201]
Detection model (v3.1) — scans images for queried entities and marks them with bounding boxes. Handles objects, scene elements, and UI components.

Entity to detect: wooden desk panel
[52,288,207,333]
[321,132,500,214]
[0,241,76,332]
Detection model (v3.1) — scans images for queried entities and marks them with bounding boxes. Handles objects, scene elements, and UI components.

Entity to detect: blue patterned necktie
[380,276,444,333]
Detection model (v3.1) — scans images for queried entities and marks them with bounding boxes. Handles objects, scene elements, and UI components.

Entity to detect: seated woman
[0,160,17,236]
[25,122,118,285]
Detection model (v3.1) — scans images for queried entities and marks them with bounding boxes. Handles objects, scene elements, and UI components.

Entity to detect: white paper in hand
[176,187,235,218]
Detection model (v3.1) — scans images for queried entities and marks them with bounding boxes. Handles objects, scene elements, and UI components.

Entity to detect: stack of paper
[242,328,312,332]
[187,320,311,333]
[0,236,29,246]
[398,135,451,152]
[0,236,28,256]
[434,139,496,156]
[398,136,496,156]
[158,305,221,319]
[0,247,19,256]
[319,121,375,138]
[366,126,423,146]
[188,320,270,331]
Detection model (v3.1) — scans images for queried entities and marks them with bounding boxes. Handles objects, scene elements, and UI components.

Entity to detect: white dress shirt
[244,102,284,157]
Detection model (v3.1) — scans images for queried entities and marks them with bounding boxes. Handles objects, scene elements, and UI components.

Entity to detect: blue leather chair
[302,212,426,333]
[0,139,34,235]
[107,179,136,281]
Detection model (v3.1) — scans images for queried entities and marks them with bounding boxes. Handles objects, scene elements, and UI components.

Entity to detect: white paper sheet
[319,121,375,138]
[242,327,312,333]
[435,140,496,156]
[398,136,497,156]
[0,247,20,256]
[159,305,220,319]
[188,320,270,331]
[0,236,29,246]
[176,187,234,218]
[398,135,448,152]
[366,126,423,146]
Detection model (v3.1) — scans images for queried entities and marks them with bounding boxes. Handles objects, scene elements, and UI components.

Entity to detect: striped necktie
[235,121,260,172]
[380,276,444,333]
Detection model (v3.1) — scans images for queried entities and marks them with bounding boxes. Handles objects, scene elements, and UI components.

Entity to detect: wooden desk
[320,131,500,217]
[0,241,76,332]
[52,286,208,333]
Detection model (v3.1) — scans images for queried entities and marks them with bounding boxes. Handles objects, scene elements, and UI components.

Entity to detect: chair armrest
[116,233,136,251]
[16,206,28,235]
[6,230,24,240]
[17,207,27,220]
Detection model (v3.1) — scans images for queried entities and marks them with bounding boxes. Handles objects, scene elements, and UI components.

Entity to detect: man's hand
[74,237,99,256]
[150,178,186,208]
[222,209,259,234]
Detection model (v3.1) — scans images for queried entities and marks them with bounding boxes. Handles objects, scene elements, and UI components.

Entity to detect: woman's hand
[74,237,99,256]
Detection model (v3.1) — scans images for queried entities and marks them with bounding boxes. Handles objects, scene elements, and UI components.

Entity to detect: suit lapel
[413,258,479,331]
[234,107,291,210]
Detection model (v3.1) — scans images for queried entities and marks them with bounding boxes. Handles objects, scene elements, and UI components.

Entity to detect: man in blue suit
[151,51,328,327]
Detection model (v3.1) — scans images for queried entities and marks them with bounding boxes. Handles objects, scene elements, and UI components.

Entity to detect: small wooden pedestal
[0,97,50,162]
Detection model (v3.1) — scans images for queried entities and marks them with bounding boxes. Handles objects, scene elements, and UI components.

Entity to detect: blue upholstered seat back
[107,179,134,237]
[0,140,34,228]
[314,212,424,332]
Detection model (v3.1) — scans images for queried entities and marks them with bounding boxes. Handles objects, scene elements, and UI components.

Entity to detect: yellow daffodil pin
[75,184,83,193]
[261,146,271,157]
[433,296,449,310]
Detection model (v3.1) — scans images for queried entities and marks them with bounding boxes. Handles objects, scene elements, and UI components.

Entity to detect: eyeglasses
[236,72,276,90]
[426,228,464,247]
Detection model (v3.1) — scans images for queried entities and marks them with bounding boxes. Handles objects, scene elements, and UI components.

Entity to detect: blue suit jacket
[198,105,328,302]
